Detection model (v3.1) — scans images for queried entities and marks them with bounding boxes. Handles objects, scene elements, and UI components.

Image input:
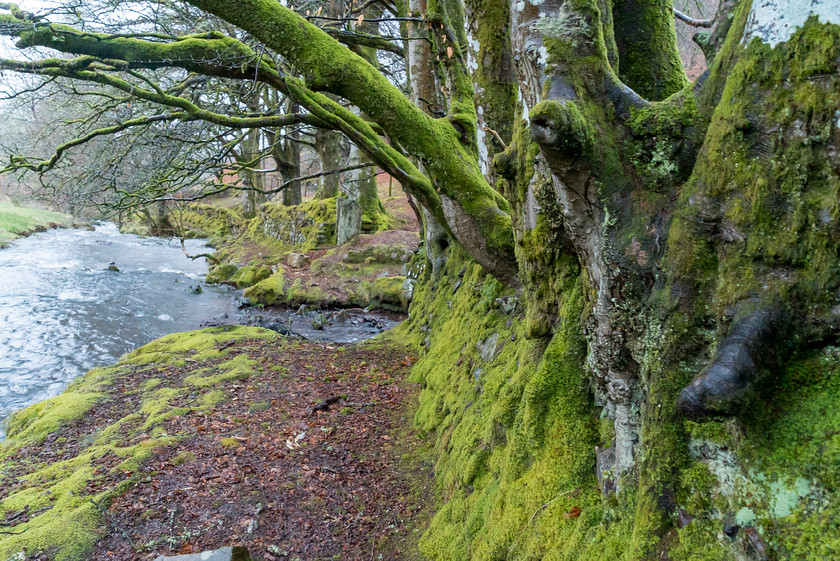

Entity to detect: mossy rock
[345,244,412,265]
[230,265,272,289]
[243,270,286,306]
[251,198,338,250]
[367,276,408,312]
[206,263,239,284]
[244,272,337,309]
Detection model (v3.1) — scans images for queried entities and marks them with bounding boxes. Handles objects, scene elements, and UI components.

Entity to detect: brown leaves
[88,340,429,561]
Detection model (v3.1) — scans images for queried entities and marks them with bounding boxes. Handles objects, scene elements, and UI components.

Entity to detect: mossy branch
[325,28,405,56]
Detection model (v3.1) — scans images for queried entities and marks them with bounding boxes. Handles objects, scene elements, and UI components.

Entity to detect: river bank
[0,204,76,248]
[0,326,432,560]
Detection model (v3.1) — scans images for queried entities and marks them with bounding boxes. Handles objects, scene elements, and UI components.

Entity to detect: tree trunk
[314,128,342,199]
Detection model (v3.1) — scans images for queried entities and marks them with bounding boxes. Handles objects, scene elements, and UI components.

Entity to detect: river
[0,223,403,436]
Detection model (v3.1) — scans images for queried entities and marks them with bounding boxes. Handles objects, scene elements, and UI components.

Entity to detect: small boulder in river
[106,262,119,272]
[153,546,252,561]
[312,313,328,330]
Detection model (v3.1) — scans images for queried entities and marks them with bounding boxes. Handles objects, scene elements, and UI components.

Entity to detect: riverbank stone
[153,546,252,561]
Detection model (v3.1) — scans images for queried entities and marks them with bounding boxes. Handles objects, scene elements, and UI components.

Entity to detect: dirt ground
[2,335,433,561]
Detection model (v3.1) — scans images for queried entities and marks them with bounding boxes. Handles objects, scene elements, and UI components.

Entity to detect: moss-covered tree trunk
[405,0,840,558]
[313,128,343,199]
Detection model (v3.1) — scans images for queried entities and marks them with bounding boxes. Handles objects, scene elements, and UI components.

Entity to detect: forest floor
[0,329,433,561]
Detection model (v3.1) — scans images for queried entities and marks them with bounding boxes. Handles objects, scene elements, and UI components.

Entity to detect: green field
[0,203,72,246]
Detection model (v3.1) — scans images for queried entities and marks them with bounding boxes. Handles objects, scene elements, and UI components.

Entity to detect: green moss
[368,276,409,312]
[219,437,240,449]
[610,0,688,101]
[205,263,239,284]
[663,16,840,315]
[395,247,610,559]
[229,265,272,289]
[465,0,517,157]
[248,401,271,413]
[122,326,275,365]
[199,390,226,409]
[178,204,243,242]
[171,450,196,465]
[4,388,106,445]
[283,279,332,309]
[250,198,338,250]
[243,269,287,306]
[184,353,262,387]
[668,519,729,561]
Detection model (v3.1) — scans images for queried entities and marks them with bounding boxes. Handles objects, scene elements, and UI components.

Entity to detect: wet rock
[296,304,307,315]
[335,309,351,321]
[106,262,119,272]
[153,546,252,561]
[236,297,252,309]
[286,252,308,269]
[264,322,295,336]
[187,284,203,294]
[312,313,328,330]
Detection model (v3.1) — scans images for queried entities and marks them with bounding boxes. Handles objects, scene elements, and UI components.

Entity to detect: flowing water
[0,223,403,436]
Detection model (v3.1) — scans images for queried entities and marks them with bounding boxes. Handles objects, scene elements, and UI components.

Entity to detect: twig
[673,8,713,27]
[507,489,579,556]
[483,126,507,149]
[311,396,343,415]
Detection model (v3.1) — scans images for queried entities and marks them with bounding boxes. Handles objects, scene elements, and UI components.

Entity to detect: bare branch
[673,8,713,28]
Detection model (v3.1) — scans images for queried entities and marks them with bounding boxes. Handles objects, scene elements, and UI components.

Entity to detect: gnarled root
[677,306,786,420]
